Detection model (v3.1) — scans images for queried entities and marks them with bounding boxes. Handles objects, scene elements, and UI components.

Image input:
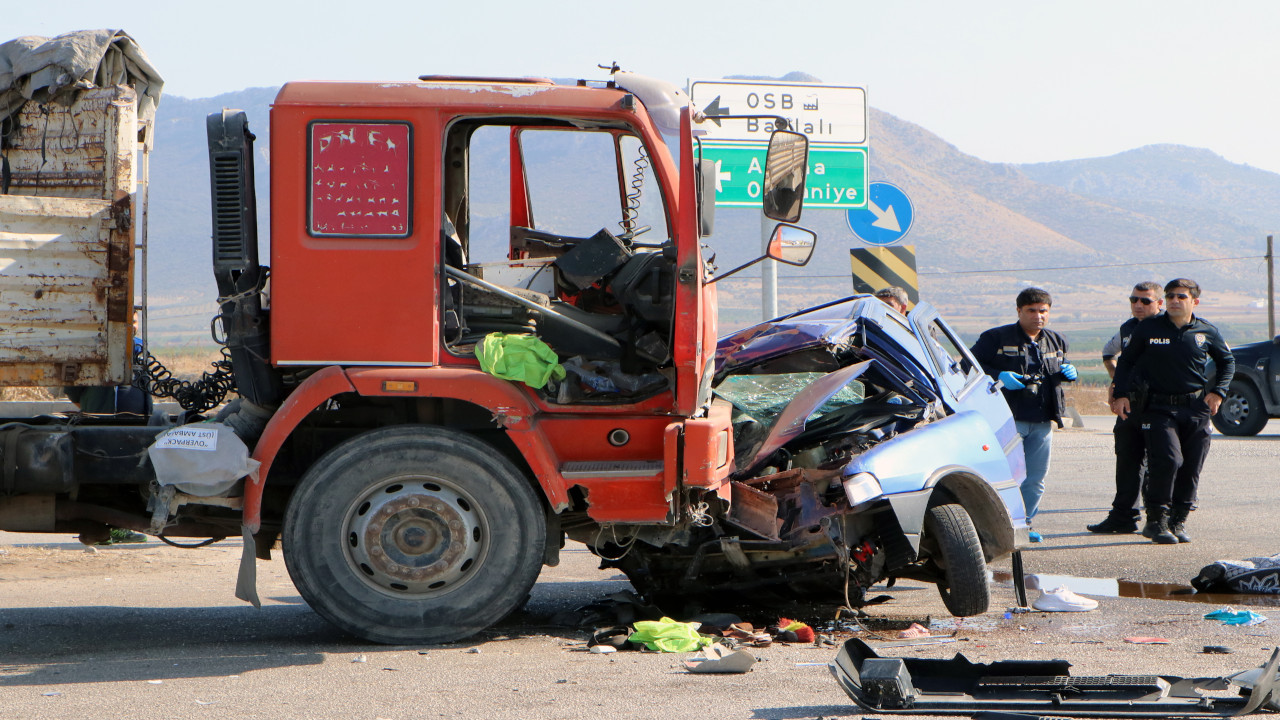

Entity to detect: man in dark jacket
[1086,281,1163,534]
[1113,278,1233,545]
[970,287,1077,542]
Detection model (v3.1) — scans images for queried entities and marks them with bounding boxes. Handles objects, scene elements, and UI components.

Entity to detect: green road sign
[699,141,867,209]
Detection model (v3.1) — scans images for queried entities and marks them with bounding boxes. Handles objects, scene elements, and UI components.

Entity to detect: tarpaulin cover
[0,29,163,125]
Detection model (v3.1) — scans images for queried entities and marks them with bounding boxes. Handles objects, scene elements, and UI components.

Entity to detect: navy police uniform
[1113,314,1233,517]
[1102,316,1148,521]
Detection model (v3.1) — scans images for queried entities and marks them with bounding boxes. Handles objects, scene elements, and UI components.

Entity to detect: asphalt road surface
[2,417,1278,720]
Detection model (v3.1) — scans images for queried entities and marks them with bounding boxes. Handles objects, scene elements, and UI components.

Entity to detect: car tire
[923,502,990,617]
[1212,381,1269,437]
[283,425,545,644]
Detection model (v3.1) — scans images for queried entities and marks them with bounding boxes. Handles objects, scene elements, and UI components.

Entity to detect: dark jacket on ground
[970,323,1071,427]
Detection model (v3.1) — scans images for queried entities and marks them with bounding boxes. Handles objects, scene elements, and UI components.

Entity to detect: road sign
[699,141,867,209]
[689,80,867,145]
[846,182,914,245]
[850,245,919,307]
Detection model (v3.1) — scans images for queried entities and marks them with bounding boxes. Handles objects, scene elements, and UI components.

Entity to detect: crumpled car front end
[599,297,1025,616]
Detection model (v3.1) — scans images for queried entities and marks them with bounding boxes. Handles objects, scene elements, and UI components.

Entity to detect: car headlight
[844,472,883,506]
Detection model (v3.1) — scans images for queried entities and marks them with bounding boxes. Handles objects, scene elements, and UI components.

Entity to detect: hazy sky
[10,1,1280,172]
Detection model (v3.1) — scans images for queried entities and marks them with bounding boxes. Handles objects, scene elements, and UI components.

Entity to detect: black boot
[1142,507,1179,544]
[1168,507,1192,543]
[1087,512,1139,534]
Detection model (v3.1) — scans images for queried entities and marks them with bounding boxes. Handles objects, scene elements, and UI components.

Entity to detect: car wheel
[923,502,990,617]
[283,425,545,644]
[1212,381,1269,436]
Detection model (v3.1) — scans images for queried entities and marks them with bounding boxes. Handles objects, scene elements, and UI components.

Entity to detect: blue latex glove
[998,371,1025,390]
[1060,363,1078,381]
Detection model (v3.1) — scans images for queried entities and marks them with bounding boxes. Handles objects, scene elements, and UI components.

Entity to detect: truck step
[560,460,663,479]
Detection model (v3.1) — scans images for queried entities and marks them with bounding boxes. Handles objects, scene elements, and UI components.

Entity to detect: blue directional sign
[846,182,914,246]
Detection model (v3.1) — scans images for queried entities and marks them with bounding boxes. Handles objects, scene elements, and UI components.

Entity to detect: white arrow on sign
[714,159,731,191]
[868,198,901,232]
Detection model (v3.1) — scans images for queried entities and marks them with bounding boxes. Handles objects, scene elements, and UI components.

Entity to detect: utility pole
[1268,235,1276,339]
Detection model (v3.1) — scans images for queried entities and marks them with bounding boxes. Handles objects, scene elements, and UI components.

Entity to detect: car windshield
[715,372,866,427]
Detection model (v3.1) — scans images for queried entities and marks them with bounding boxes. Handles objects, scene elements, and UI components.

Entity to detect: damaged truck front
[1,35,1026,645]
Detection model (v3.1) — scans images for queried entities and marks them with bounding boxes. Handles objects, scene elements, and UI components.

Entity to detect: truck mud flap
[829,637,1280,717]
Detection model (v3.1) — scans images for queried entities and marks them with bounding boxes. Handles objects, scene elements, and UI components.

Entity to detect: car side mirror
[762,130,808,223]
[766,223,816,266]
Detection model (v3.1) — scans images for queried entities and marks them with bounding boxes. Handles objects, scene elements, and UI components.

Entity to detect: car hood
[715,297,869,377]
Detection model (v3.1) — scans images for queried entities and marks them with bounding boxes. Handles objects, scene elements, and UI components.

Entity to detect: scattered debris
[684,644,757,674]
[628,617,714,653]
[1204,646,1235,654]
[1124,637,1171,644]
[832,637,1280,716]
[352,654,367,663]
[589,645,617,654]
[1204,608,1268,626]
[869,637,957,649]
[466,648,482,654]
[897,623,931,639]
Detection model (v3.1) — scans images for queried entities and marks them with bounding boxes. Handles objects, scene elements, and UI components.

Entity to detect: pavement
[0,414,1277,719]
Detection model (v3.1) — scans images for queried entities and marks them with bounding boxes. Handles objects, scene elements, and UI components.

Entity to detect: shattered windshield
[715,372,866,427]
[716,362,873,472]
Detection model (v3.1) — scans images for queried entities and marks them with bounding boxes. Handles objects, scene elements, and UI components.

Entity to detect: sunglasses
[1128,296,1155,305]
[1165,292,1192,300]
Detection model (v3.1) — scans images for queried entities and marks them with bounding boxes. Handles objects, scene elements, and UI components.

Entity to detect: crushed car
[595,296,1030,617]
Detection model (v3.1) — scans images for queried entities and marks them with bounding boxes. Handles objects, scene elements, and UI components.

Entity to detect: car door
[908,304,1026,504]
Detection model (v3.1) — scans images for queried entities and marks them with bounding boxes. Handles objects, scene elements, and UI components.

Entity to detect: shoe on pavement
[1032,586,1099,612]
[97,528,147,545]
[1028,530,1042,543]
[1086,514,1139,534]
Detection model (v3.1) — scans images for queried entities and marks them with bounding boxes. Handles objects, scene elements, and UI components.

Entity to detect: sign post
[689,80,868,319]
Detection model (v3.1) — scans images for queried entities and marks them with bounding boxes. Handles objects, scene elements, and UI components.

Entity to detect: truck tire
[1212,381,1269,437]
[923,502,990,617]
[283,425,545,644]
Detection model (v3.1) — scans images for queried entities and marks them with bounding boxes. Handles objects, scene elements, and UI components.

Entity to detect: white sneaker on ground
[1033,585,1099,612]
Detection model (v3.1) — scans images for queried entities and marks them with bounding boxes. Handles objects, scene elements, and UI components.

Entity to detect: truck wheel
[283,425,545,644]
[1212,381,1268,437]
[923,502,989,617]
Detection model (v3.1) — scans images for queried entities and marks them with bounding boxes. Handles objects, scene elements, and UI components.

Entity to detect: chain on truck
[0,34,842,643]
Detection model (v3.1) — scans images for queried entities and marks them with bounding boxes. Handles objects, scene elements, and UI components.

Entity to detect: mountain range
[140,84,1278,347]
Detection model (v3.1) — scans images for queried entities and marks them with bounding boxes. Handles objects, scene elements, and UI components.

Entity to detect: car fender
[844,411,1022,555]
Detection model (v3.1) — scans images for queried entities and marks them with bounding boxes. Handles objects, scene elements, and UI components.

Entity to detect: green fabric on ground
[475,333,566,389]
[628,617,714,653]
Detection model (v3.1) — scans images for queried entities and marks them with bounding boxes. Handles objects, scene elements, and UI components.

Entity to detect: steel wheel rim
[1223,391,1250,426]
[341,475,489,598]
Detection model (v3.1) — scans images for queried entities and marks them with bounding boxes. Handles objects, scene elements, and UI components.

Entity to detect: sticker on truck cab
[308,121,412,237]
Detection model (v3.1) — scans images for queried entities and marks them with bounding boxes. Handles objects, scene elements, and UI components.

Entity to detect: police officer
[1113,278,1233,545]
[971,287,1077,542]
[1086,281,1163,534]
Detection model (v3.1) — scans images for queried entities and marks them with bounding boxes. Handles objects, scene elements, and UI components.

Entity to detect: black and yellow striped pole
[849,245,919,309]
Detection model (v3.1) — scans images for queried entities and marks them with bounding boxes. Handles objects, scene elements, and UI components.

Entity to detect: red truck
[5,34,1026,645]
[0,58,828,642]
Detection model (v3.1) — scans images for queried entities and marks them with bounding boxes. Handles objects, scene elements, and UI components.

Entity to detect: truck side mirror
[762,130,808,223]
[767,223,816,266]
